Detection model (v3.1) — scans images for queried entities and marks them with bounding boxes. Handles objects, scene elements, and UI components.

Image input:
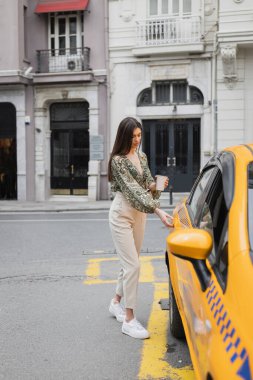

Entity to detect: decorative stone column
[16,108,27,201]
[88,160,100,201]
[45,130,52,199]
[34,107,47,201]
[88,106,100,201]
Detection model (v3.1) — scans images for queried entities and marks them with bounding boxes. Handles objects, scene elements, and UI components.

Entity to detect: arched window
[137,88,152,106]
[190,86,204,104]
[137,81,204,106]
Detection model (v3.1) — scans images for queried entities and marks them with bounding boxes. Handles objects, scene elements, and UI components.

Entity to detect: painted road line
[139,258,154,283]
[138,282,195,380]
[83,255,195,379]
[85,259,101,282]
[84,256,118,284]
[84,256,165,285]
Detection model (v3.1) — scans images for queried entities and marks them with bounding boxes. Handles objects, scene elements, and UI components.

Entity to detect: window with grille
[156,81,171,103]
[137,81,204,106]
[173,82,187,103]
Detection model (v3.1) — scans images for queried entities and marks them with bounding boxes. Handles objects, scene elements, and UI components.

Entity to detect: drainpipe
[211,1,219,154]
[104,0,111,199]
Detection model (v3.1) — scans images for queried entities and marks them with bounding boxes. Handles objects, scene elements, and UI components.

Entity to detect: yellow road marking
[83,255,195,379]
[84,255,164,285]
[139,258,154,283]
[87,257,119,263]
[87,255,164,263]
[138,282,195,380]
[84,257,117,284]
[85,260,100,281]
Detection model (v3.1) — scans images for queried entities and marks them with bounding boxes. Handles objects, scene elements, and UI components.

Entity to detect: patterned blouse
[110,151,161,213]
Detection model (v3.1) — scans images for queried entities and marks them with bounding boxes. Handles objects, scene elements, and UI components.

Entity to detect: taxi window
[197,170,229,290]
[188,168,213,220]
[248,162,253,250]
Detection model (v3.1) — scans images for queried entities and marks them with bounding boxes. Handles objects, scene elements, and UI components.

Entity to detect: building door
[0,103,17,200]
[50,102,89,195]
[143,119,200,192]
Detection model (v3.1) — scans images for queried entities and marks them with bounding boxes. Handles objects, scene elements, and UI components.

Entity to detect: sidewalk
[0,193,189,213]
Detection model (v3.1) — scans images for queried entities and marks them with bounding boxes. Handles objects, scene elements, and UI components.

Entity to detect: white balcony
[132,16,204,56]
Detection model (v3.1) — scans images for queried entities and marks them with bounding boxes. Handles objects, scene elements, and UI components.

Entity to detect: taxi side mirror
[166,229,213,291]
[166,228,213,260]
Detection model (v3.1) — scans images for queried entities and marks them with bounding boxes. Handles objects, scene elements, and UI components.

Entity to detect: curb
[0,204,175,213]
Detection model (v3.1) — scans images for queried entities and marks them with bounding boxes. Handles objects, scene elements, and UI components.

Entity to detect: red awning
[35,0,89,13]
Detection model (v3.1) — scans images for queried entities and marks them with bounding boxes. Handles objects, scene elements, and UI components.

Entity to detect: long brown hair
[108,117,143,181]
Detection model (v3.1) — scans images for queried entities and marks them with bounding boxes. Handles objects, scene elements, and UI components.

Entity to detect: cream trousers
[109,192,147,310]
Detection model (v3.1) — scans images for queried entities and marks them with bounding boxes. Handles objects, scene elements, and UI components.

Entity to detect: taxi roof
[224,144,253,162]
[201,144,253,210]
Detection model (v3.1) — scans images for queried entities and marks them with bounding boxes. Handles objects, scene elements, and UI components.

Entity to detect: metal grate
[37,47,90,73]
[156,82,170,103]
[177,204,192,228]
[173,82,187,103]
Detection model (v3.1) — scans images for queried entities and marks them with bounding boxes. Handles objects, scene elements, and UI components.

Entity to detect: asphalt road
[0,211,195,380]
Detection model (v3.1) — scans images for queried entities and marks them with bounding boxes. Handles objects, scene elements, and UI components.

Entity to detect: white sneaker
[122,318,150,339]
[109,299,126,322]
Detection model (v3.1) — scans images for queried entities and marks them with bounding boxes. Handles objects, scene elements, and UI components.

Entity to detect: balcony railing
[136,16,202,47]
[36,47,90,74]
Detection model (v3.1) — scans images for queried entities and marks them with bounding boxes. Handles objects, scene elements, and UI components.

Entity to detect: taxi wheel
[169,277,185,339]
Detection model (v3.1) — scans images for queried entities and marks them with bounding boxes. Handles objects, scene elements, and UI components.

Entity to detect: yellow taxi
[166,144,253,380]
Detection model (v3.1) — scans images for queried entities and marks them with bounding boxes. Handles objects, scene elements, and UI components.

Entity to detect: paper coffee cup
[156,175,167,191]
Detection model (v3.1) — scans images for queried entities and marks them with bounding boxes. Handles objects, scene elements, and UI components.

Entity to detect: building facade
[109,0,253,193]
[217,0,253,149]
[1,0,253,202]
[0,0,109,201]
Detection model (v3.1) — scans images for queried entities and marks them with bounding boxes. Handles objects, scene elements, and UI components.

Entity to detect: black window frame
[186,152,235,291]
[186,165,217,226]
[188,167,228,291]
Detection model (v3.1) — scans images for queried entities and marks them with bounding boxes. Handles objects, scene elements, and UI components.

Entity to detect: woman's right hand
[155,208,174,228]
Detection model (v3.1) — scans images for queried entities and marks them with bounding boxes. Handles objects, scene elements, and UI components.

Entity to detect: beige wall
[0,0,109,201]
[0,0,20,70]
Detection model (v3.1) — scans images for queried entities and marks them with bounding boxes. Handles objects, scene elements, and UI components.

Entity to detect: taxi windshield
[248,162,253,250]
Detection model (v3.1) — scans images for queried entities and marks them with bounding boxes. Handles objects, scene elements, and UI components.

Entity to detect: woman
[108,117,173,339]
